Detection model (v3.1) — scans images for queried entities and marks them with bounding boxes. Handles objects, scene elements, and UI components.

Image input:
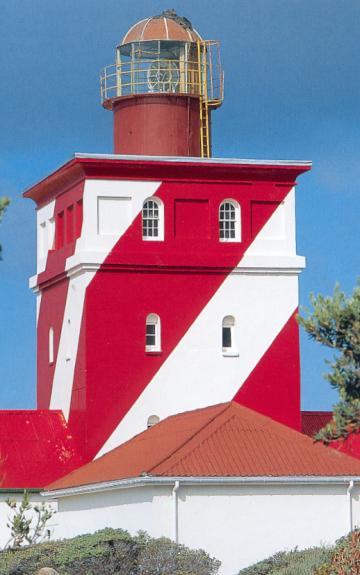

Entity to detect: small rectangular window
[146,324,156,347]
[222,326,232,349]
[146,314,161,352]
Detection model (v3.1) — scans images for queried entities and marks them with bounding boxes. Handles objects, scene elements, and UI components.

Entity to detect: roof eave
[43,474,360,499]
[23,153,312,207]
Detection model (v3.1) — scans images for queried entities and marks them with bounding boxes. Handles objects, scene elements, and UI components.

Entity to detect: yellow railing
[100,40,224,109]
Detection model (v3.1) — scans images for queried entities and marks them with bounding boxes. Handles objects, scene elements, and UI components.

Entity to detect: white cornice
[30,254,305,290]
[42,475,360,499]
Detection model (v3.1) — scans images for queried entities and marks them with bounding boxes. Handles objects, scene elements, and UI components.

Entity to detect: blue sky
[0,0,359,410]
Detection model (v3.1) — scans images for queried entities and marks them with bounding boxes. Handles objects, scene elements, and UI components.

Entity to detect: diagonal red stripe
[233,310,301,430]
[68,180,296,458]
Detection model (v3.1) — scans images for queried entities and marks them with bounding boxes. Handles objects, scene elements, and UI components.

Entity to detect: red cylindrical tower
[100,10,223,158]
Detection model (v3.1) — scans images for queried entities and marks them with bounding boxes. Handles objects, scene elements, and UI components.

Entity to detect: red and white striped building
[2,9,360,568]
[22,9,312,464]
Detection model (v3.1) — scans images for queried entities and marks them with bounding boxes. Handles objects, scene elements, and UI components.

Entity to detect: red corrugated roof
[301,411,333,437]
[48,402,360,491]
[0,411,83,488]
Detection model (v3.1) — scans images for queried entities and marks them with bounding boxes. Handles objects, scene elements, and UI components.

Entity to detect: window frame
[142,198,164,241]
[222,315,239,356]
[146,313,161,352]
[219,199,241,243]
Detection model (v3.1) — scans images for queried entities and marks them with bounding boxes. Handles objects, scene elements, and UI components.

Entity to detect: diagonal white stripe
[97,188,303,456]
[50,180,161,419]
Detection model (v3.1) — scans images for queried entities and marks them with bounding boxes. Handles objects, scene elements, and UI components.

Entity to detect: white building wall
[177,483,355,574]
[36,200,55,275]
[51,482,359,575]
[0,493,57,549]
[52,486,173,541]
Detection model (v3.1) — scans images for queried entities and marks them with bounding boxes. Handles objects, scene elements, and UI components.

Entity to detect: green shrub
[0,528,220,575]
[238,547,332,575]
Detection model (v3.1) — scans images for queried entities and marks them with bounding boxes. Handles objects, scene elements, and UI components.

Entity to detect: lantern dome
[120,10,202,45]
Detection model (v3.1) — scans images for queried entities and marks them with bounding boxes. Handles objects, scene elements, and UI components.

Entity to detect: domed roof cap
[121,9,202,45]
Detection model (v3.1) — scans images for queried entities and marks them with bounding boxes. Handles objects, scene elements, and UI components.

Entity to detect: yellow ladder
[197,41,210,158]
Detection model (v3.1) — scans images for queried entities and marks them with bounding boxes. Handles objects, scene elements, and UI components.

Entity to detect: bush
[314,530,360,575]
[0,528,221,575]
[237,547,332,575]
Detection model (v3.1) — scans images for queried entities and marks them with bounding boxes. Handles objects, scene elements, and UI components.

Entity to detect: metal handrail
[100,41,224,107]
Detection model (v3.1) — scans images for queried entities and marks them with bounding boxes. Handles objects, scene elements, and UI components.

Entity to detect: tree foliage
[0,197,10,258]
[298,281,360,442]
[6,491,54,548]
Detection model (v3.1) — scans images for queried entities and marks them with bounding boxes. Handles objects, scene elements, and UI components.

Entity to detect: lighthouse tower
[25,11,311,462]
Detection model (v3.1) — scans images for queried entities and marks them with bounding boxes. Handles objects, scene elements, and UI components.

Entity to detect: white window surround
[142,198,164,241]
[219,199,241,242]
[146,313,161,352]
[147,414,160,428]
[222,315,239,357]
[49,327,54,365]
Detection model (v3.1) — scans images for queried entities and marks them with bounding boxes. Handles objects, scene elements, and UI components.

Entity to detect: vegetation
[314,530,360,575]
[0,196,10,258]
[0,528,221,575]
[237,547,331,575]
[298,281,360,442]
[6,491,54,548]
[238,531,360,575]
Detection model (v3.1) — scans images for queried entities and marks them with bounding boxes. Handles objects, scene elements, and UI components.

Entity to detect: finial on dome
[153,9,194,31]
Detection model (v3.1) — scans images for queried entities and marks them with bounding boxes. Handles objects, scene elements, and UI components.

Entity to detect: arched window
[49,327,54,364]
[222,315,237,355]
[142,198,164,241]
[219,200,241,242]
[146,313,161,352]
[147,415,160,428]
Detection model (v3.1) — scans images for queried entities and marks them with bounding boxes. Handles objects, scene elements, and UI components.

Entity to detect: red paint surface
[334,435,360,460]
[301,411,333,437]
[234,311,301,431]
[24,156,310,207]
[0,411,82,488]
[68,180,296,458]
[302,412,360,461]
[113,94,201,157]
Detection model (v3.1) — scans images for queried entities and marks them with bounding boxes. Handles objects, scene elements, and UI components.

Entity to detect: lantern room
[100,10,224,158]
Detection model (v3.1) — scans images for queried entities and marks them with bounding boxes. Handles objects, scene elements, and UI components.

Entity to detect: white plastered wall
[51,482,360,575]
[36,200,56,275]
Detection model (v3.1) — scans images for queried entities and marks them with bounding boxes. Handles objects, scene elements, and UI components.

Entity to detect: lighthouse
[24,11,311,462]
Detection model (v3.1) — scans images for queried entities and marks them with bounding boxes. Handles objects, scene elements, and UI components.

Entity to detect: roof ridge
[148,403,232,475]
[152,405,240,475]
[162,412,241,475]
